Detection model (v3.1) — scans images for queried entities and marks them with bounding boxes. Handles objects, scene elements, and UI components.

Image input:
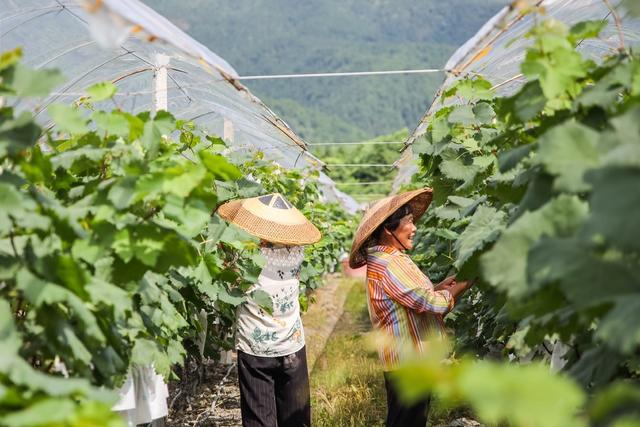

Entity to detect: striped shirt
[366,245,453,370]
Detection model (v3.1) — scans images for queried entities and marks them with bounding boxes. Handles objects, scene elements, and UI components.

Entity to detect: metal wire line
[237,68,447,80]
[326,163,396,167]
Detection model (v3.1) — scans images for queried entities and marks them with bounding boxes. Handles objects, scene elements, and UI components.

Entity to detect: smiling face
[380,213,417,251]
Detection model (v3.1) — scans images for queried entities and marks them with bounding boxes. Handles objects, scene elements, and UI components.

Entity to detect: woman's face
[388,213,417,250]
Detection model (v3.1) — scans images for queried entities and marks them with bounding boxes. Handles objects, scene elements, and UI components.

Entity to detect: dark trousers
[237,346,311,427]
[384,371,431,427]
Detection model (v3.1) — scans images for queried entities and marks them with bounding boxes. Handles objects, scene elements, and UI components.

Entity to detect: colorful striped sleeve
[383,255,452,314]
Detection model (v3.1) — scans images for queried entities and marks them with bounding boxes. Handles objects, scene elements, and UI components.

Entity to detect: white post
[154,54,170,113]
[197,309,208,357]
[127,55,169,425]
[223,117,235,143]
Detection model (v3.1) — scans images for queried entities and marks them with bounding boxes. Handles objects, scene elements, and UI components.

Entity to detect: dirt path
[167,274,358,426]
[301,274,360,370]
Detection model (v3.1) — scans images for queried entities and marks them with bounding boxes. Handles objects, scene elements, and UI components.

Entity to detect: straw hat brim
[217,195,321,246]
[348,188,433,268]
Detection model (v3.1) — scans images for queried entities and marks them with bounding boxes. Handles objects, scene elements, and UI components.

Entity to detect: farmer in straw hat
[349,188,473,427]
[217,193,321,427]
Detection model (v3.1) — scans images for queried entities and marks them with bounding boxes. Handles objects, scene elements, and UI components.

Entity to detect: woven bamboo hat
[349,188,433,268]
[216,193,321,245]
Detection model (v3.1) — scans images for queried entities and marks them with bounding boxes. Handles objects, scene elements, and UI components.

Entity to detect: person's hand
[448,278,476,300]
[434,275,456,291]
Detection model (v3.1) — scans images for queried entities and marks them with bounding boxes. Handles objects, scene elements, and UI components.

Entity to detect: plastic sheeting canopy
[393,0,640,190]
[0,0,360,212]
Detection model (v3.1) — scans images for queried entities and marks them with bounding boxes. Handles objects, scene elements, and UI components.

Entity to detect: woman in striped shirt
[349,189,473,427]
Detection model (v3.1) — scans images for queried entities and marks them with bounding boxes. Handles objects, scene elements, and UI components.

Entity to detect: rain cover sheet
[394,0,640,189]
[1,0,358,209]
[0,0,319,169]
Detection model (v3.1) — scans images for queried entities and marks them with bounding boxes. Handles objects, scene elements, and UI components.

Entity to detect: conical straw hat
[216,193,321,245]
[349,188,433,268]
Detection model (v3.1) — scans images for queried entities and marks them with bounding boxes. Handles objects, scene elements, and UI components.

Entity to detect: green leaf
[0,111,42,156]
[577,61,638,109]
[131,339,171,378]
[434,228,459,240]
[71,238,102,265]
[69,400,126,427]
[48,104,89,135]
[0,298,20,360]
[54,254,88,297]
[473,102,495,123]
[605,107,640,167]
[499,144,534,173]
[206,134,226,146]
[569,346,620,388]
[444,78,494,101]
[51,146,107,169]
[521,27,588,100]
[86,278,132,319]
[107,177,137,210]
[163,198,211,237]
[3,398,76,427]
[15,268,105,343]
[596,296,640,354]
[217,285,246,306]
[20,144,53,184]
[124,112,145,140]
[3,64,65,97]
[0,183,36,227]
[458,362,586,427]
[454,206,506,269]
[163,163,208,197]
[0,48,22,71]
[623,0,640,16]
[206,216,230,246]
[448,105,477,125]
[447,196,474,207]
[199,150,242,181]
[512,81,546,122]
[569,20,607,42]
[57,319,93,365]
[582,167,640,251]
[536,121,600,192]
[439,150,479,182]
[86,81,117,102]
[589,382,640,424]
[430,115,452,143]
[112,227,165,267]
[251,289,274,315]
[93,110,130,137]
[7,357,103,399]
[141,112,175,158]
[527,237,637,308]
[481,196,589,297]
[183,259,212,284]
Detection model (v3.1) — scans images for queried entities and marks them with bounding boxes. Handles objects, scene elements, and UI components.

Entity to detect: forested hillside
[146,0,505,142]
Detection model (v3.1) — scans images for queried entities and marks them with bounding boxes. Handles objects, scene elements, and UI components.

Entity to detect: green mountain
[147,0,505,143]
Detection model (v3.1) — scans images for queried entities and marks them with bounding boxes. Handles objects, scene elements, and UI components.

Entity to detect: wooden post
[154,54,169,113]
[197,309,208,357]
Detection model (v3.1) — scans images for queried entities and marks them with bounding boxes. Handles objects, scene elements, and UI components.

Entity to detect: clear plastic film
[394,0,640,190]
[0,0,338,176]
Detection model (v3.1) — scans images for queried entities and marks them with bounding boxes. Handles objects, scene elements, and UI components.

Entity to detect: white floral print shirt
[235,246,305,357]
